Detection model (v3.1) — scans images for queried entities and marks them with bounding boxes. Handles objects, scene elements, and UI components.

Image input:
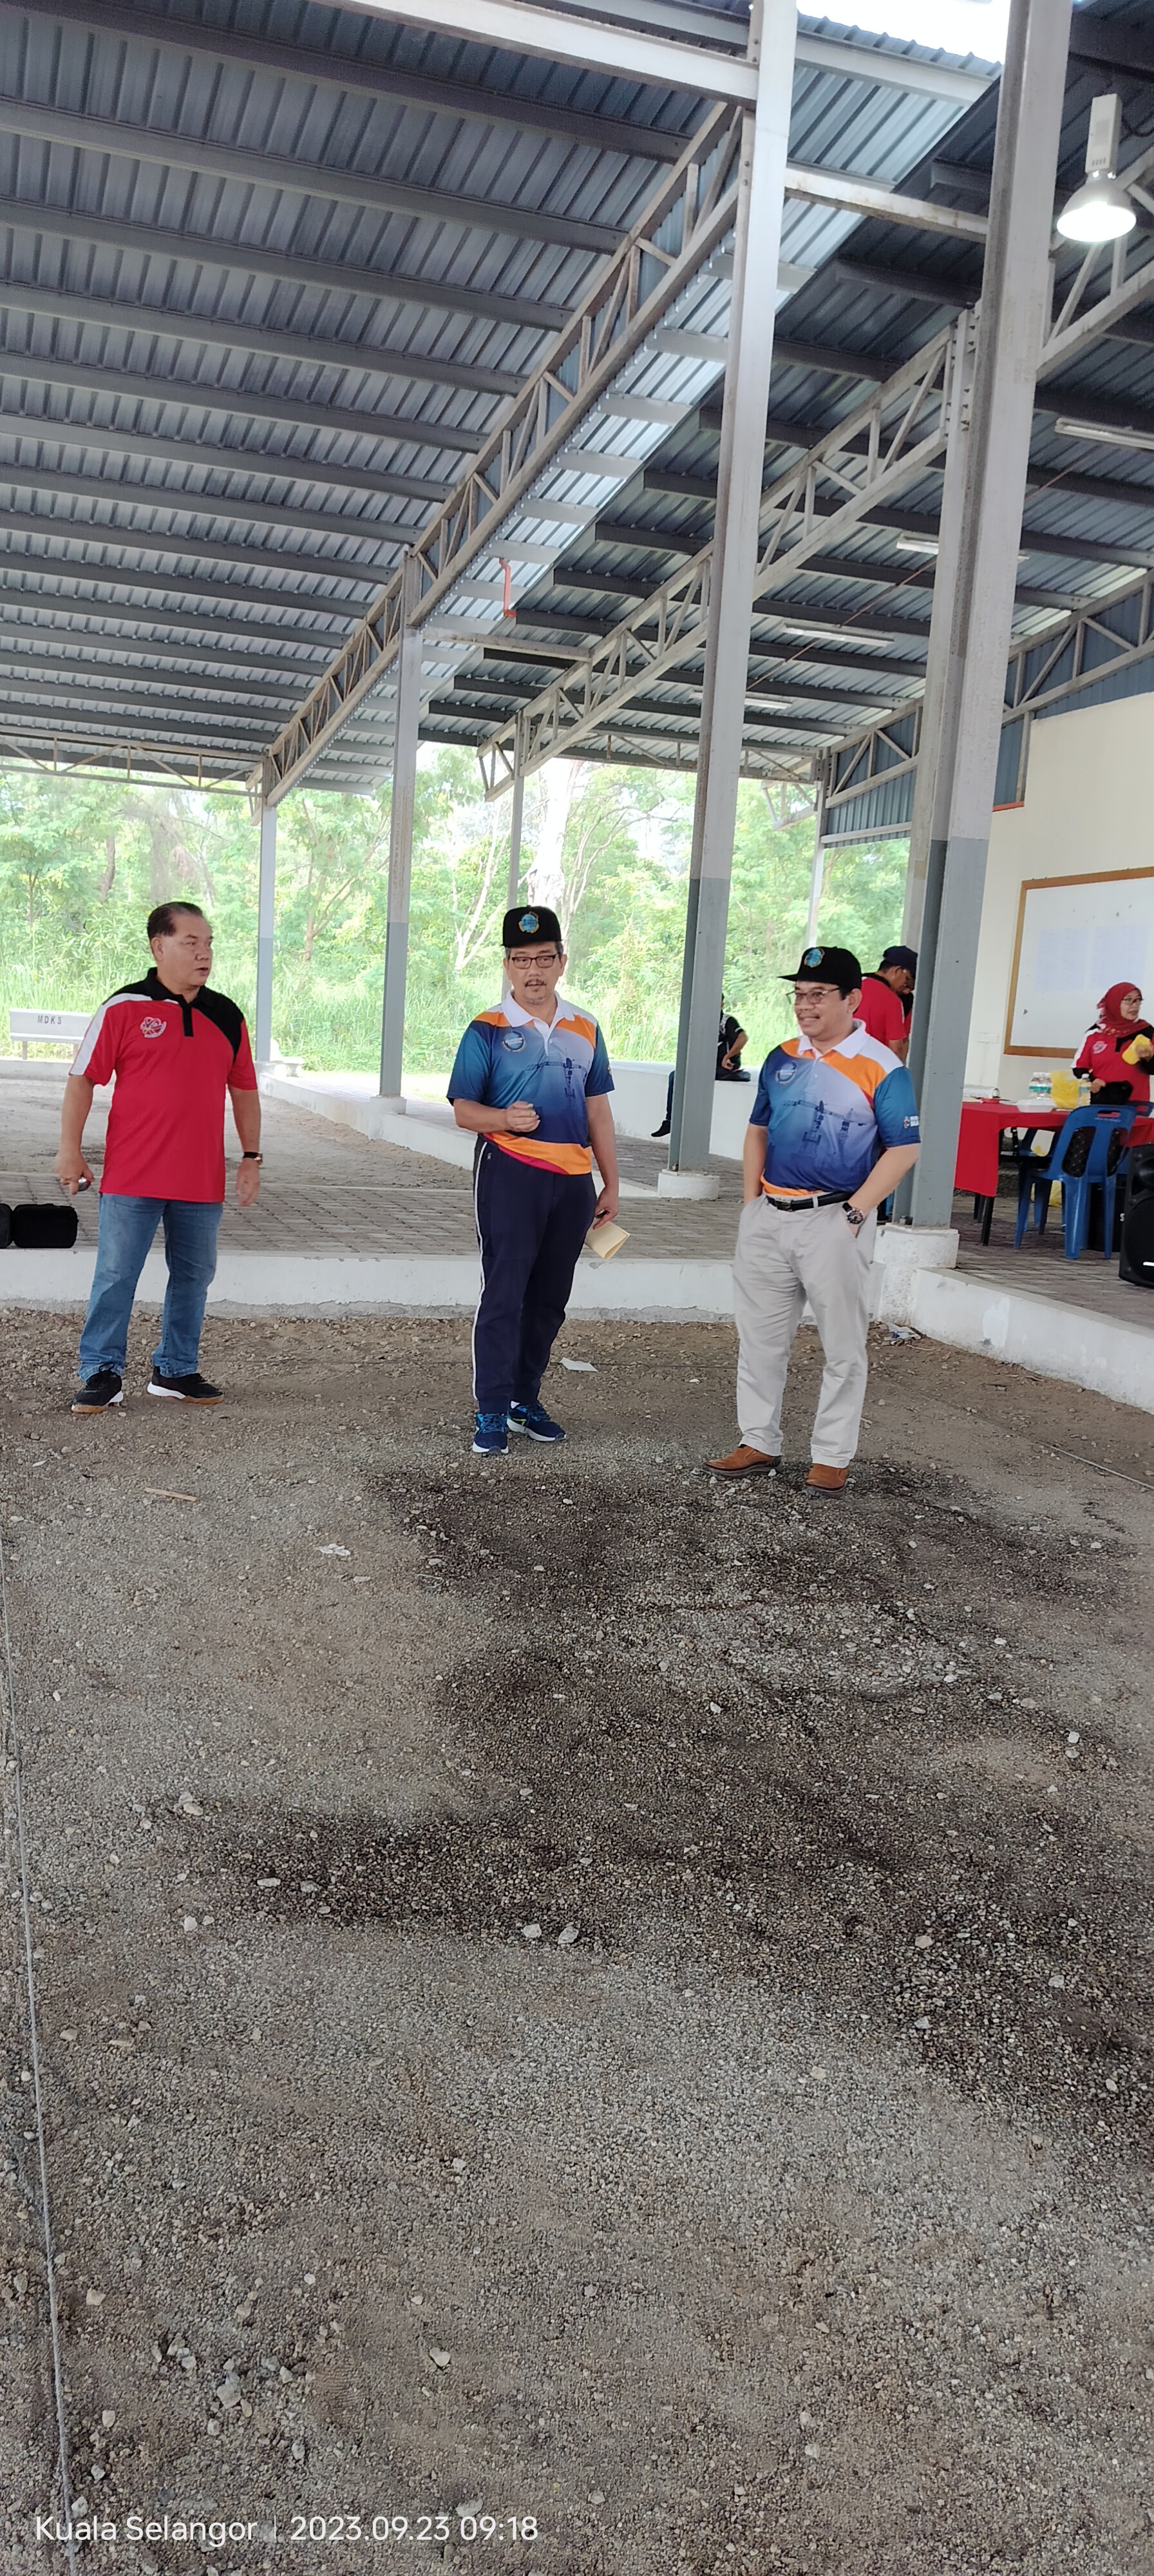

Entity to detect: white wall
[967,692,1153,1098]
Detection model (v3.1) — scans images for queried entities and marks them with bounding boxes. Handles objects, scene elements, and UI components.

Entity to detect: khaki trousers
[732,1195,877,1468]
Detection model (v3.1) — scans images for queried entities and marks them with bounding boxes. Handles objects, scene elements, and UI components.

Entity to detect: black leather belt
[761,1190,846,1213]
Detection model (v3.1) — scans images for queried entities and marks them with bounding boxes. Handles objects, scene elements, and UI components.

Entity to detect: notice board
[1005,867,1154,1057]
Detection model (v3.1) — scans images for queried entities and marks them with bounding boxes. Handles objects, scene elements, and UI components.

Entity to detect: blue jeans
[78,1195,222,1381]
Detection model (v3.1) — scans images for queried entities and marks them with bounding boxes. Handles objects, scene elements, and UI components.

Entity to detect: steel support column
[379,554,422,1106]
[506,723,526,909]
[804,770,829,945]
[905,0,1072,1231]
[900,310,976,952]
[667,0,798,1178]
[254,795,277,1066]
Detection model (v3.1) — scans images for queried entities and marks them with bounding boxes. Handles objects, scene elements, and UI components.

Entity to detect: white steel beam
[793,33,992,107]
[10,0,994,126]
[328,0,757,100]
[782,162,987,242]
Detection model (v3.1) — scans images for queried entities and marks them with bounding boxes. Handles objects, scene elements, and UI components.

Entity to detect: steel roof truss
[477,322,956,788]
[258,98,746,797]
[825,578,1154,824]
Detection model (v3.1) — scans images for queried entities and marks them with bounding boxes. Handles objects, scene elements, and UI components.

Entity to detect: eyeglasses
[508,949,561,966]
[793,983,840,1001]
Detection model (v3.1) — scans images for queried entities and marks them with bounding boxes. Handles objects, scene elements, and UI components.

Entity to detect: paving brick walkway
[0,1071,743,1264]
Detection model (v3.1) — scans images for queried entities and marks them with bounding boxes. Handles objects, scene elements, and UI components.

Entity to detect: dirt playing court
[1,1311,1151,2576]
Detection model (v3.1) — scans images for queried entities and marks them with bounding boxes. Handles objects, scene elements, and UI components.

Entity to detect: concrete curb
[5,1243,1153,1416]
[905,1265,1154,1416]
[0,1247,737,1321]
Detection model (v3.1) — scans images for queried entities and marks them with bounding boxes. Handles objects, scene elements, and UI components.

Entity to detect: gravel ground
[1,1310,1152,2576]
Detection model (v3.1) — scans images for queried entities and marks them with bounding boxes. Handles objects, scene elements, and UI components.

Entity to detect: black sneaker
[147,1372,223,1405]
[71,1370,123,1414]
[651,1120,670,1137]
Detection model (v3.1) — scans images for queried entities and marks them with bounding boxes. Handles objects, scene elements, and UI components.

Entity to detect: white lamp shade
[1056,176,1137,243]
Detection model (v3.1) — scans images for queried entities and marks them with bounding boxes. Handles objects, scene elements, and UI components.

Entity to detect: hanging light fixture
[1056,92,1136,243]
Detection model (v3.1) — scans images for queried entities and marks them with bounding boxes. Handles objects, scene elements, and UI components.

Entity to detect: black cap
[502,904,562,951]
[780,943,862,995]
[879,943,918,977]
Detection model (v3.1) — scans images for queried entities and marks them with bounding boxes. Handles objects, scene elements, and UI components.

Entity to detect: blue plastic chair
[1014,1104,1138,1259]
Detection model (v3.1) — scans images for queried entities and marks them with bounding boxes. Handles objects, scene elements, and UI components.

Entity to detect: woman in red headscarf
[1072,983,1154,1103]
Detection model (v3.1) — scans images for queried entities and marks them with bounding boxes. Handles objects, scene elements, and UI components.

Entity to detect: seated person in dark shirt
[654,1001,749,1137]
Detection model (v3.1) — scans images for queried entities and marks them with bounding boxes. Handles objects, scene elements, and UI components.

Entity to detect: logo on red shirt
[139,1017,166,1037]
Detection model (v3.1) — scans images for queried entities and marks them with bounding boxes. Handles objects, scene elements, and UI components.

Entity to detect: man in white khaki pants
[708,945,921,1493]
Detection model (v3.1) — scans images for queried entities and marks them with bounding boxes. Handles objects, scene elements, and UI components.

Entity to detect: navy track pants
[472,1141,596,1416]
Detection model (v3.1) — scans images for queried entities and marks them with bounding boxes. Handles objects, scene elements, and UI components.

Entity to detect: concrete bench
[8,1008,90,1060]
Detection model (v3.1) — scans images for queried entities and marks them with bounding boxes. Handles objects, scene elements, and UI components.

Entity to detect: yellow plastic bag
[1049,1071,1081,1109]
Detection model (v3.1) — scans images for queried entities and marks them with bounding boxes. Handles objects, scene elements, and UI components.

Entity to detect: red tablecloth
[954,1100,1066,1200]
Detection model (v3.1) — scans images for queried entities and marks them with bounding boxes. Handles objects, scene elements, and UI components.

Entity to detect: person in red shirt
[55,902,262,1412]
[1073,982,1153,1104]
[854,945,916,1059]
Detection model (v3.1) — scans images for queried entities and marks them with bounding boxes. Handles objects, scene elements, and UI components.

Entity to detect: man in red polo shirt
[855,945,916,1061]
[55,901,261,1414]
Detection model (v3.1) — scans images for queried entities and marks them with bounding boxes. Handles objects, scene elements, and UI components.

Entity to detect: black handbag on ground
[10,1203,80,1249]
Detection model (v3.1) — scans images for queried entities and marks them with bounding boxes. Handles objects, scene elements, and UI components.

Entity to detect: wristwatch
[242,1151,263,1164]
[843,1200,867,1228]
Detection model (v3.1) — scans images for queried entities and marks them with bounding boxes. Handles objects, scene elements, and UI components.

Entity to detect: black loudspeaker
[1119,1142,1154,1289]
[10,1202,79,1249]
[0,1204,10,1248]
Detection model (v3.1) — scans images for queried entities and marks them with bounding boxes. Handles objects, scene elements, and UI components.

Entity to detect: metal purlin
[1,1528,79,2573]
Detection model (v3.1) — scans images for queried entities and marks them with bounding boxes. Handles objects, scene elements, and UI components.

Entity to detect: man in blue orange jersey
[448,906,619,1457]
[708,945,920,1494]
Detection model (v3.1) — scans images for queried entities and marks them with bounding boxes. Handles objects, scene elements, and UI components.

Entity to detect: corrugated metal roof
[0,0,1003,779]
[3,0,1151,791]
[417,0,1154,806]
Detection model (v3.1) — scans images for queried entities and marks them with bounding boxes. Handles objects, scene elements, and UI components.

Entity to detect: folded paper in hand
[585,1219,629,1261]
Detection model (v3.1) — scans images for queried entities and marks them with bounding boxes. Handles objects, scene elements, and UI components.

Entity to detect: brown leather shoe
[806,1463,849,1492]
[707,1443,779,1476]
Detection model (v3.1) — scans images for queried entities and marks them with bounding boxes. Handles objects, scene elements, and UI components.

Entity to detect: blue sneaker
[507,1401,565,1443]
[472,1410,508,1455]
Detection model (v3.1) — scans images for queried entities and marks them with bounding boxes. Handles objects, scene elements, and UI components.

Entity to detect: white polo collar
[794,1020,866,1059]
[504,990,566,1038]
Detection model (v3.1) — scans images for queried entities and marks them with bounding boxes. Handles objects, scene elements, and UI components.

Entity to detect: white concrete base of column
[871,1223,960,1324]
[656,1168,721,1201]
